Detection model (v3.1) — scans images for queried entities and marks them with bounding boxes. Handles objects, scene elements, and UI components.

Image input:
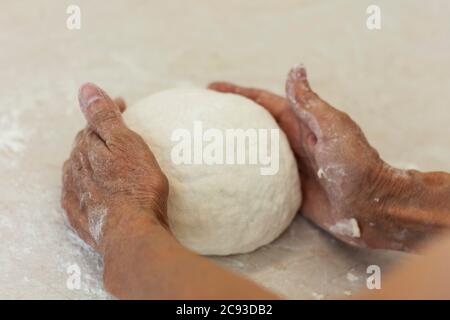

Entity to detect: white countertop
[0,0,448,299]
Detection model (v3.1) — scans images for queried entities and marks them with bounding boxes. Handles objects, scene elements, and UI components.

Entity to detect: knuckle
[62,168,72,187]
[74,130,85,142]
[86,148,101,167]
[303,90,318,103]
[154,173,169,195]
[126,129,144,143]
[109,130,148,157]
[93,109,120,128]
[62,159,71,174]
[108,128,133,149]
[133,134,149,150]
[338,110,352,123]
[61,188,68,205]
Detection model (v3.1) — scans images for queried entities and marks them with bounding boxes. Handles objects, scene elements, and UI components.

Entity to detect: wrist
[356,162,416,249]
[370,163,414,214]
[362,163,450,250]
[100,207,179,299]
[99,205,169,257]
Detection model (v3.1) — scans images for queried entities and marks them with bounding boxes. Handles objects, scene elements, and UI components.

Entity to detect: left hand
[61,83,169,254]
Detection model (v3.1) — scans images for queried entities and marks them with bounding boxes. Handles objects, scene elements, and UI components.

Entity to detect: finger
[71,129,86,150]
[69,131,92,192]
[70,151,86,194]
[62,168,85,228]
[63,188,95,247]
[285,65,334,137]
[85,127,108,151]
[74,146,98,189]
[209,81,318,157]
[114,97,127,113]
[277,108,314,155]
[85,130,113,172]
[62,159,75,207]
[62,159,72,185]
[209,82,287,120]
[286,65,362,141]
[62,157,97,247]
[78,83,127,143]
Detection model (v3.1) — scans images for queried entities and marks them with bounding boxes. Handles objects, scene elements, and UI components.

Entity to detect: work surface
[1,0,449,299]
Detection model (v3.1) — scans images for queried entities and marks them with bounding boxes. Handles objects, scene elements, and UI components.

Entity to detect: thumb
[78,83,126,142]
[285,65,334,137]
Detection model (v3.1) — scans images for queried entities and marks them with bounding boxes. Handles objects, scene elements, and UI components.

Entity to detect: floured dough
[124,88,301,255]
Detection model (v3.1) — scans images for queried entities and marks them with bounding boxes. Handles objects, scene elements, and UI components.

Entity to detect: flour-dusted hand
[61,83,169,254]
[209,65,423,250]
[60,84,279,300]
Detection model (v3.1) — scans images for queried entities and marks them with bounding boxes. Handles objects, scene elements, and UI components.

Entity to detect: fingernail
[78,83,104,109]
[291,63,305,72]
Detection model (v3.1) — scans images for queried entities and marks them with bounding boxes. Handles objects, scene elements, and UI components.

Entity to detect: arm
[102,212,276,299]
[62,83,277,299]
[209,65,450,251]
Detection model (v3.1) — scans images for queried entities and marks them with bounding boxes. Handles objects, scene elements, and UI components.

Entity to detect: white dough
[124,88,301,255]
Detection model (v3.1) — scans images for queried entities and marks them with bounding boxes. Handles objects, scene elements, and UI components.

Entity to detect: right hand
[209,65,396,248]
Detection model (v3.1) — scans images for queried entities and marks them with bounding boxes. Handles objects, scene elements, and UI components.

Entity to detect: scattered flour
[0,110,29,159]
[311,292,325,300]
[346,272,359,282]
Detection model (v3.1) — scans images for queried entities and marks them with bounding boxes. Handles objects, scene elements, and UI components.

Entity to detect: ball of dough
[124,88,301,255]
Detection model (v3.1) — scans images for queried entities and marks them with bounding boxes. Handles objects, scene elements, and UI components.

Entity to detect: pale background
[0,0,449,299]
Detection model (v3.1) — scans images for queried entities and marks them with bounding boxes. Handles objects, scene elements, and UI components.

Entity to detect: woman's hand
[61,83,169,255]
[209,65,404,249]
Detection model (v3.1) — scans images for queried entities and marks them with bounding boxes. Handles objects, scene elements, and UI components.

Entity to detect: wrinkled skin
[209,65,408,248]
[61,84,169,254]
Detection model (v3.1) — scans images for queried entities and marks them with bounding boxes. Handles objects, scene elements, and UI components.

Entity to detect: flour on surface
[346,272,359,282]
[0,110,30,167]
[311,292,325,300]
